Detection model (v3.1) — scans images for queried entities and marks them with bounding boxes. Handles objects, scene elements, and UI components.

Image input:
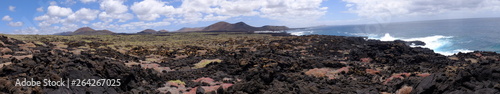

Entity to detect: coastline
[0,33,499,93]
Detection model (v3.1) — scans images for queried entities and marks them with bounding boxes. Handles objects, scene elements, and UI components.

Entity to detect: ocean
[288,18,500,55]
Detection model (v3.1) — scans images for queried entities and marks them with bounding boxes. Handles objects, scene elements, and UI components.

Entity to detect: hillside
[177,27,205,32]
[176,21,290,32]
[53,31,73,35]
[57,27,115,35]
[158,30,169,33]
[202,21,260,32]
[138,29,158,34]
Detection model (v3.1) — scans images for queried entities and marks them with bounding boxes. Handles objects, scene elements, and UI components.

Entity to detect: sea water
[289,18,500,55]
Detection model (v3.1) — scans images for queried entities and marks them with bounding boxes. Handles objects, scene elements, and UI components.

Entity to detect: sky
[1,0,500,34]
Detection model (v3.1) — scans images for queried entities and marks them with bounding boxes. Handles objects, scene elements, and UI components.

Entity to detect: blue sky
[1,0,500,34]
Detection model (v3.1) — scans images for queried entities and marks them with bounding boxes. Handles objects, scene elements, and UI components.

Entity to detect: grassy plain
[4,32,281,50]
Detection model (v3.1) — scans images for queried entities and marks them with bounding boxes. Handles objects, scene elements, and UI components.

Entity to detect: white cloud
[129,0,327,24]
[98,12,134,22]
[100,0,128,14]
[14,23,80,34]
[131,0,175,21]
[81,0,96,3]
[98,0,133,22]
[37,7,44,12]
[34,15,50,21]
[343,0,500,18]
[59,23,79,31]
[62,0,77,5]
[14,27,40,34]
[258,0,327,23]
[16,0,330,34]
[34,14,64,27]
[8,6,15,12]
[67,8,100,24]
[8,21,23,27]
[120,21,171,30]
[50,1,58,5]
[90,21,120,30]
[91,21,171,32]
[35,7,99,27]
[202,14,231,21]
[47,6,73,17]
[2,15,12,21]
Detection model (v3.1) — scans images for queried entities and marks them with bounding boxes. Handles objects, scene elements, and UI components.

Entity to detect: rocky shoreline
[0,34,499,94]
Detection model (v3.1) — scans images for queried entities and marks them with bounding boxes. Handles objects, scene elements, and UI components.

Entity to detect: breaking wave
[289,30,314,36]
[369,33,472,56]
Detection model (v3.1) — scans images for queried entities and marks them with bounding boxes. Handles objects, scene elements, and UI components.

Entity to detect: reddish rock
[395,85,413,94]
[360,58,372,63]
[400,73,411,77]
[201,86,220,93]
[366,69,380,75]
[141,63,160,69]
[474,53,482,57]
[0,62,12,68]
[185,87,198,94]
[13,55,33,60]
[384,73,407,85]
[417,73,431,77]
[336,66,350,73]
[305,68,333,78]
[220,83,233,90]
[305,66,350,79]
[1,47,12,54]
[1,55,12,58]
[192,77,216,85]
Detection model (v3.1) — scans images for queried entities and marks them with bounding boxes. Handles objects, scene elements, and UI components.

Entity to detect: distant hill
[261,25,289,31]
[73,27,96,34]
[158,30,169,33]
[58,27,115,35]
[202,21,260,32]
[138,29,157,34]
[56,21,289,35]
[177,27,205,32]
[53,32,73,36]
[176,21,290,32]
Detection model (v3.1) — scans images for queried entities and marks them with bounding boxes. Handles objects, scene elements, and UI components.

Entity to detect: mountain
[158,30,169,33]
[91,30,115,35]
[73,27,96,34]
[138,29,157,34]
[177,27,205,32]
[202,21,260,32]
[70,27,115,35]
[176,21,290,32]
[53,32,73,36]
[261,25,289,31]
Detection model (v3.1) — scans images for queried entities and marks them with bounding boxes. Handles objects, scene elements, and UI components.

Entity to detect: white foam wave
[370,33,471,56]
[290,30,314,36]
[454,49,474,53]
[349,32,379,38]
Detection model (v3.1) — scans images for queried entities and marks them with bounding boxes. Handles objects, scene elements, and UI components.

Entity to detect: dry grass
[193,59,222,69]
[3,32,278,49]
[168,80,186,85]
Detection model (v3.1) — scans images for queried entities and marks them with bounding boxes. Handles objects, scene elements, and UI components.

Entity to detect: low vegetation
[4,32,279,49]
[193,59,222,69]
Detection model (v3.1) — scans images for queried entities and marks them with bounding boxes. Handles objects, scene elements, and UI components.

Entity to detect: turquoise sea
[288,18,500,55]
